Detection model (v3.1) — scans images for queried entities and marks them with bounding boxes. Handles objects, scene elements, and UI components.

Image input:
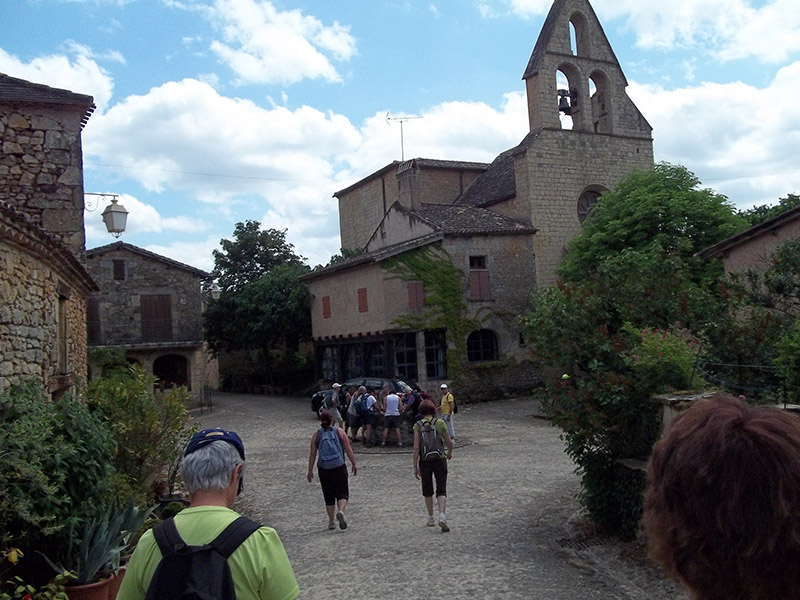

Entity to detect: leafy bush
[86,365,191,505]
[523,285,662,538]
[775,320,800,403]
[622,324,706,392]
[0,380,115,552]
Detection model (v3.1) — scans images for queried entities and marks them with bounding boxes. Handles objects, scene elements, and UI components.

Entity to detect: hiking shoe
[328,521,336,530]
[398,442,404,447]
[336,511,347,530]
[381,442,386,447]
[426,515,436,527]
[438,516,450,532]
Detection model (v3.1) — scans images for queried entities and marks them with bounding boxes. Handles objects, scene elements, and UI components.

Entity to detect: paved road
[191,393,684,600]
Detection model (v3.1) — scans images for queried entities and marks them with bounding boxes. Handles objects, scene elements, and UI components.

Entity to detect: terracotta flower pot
[107,568,125,600]
[66,573,114,600]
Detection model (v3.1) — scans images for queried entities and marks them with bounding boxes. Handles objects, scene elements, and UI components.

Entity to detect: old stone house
[699,206,800,273]
[85,242,218,397]
[302,0,654,397]
[0,73,97,398]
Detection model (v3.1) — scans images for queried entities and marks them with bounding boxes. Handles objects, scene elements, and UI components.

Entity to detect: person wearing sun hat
[116,428,299,600]
[439,383,456,442]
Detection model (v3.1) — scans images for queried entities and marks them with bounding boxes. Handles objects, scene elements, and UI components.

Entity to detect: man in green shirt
[117,429,299,600]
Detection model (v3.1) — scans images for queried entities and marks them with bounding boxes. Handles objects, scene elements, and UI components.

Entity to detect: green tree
[204,222,311,366]
[559,162,745,291]
[739,193,800,227]
[523,163,745,536]
[211,221,305,293]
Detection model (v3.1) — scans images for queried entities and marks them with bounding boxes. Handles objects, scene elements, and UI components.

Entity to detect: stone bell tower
[518,0,654,287]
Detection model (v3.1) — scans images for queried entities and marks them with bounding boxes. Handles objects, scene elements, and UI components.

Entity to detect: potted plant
[44,501,153,600]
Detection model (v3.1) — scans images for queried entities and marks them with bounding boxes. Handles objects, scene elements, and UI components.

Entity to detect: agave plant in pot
[45,501,153,600]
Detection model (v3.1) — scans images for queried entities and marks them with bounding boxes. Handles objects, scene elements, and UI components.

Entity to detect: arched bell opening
[589,70,612,134]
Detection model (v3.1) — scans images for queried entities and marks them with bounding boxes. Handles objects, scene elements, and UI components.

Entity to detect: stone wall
[0,208,93,396]
[1,104,88,258]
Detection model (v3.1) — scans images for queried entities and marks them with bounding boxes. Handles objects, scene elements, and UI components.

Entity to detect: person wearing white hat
[439,383,455,442]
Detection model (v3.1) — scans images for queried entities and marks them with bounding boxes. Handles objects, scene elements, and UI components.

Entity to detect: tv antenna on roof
[386,112,422,161]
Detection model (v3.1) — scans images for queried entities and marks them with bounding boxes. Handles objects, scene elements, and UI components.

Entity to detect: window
[394,332,418,380]
[321,346,338,382]
[113,259,125,280]
[57,291,69,374]
[87,296,101,345]
[343,345,363,380]
[322,295,331,319]
[358,287,368,313]
[141,295,173,342]
[469,255,491,300]
[365,342,387,376]
[467,329,499,362]
[425,329,447,380]
[408,281,425,308]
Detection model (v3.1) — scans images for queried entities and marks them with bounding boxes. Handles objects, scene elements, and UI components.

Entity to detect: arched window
[467,329,498,363]
[556,64,582,130]
[569,12,588,56]
[577,185,607,223]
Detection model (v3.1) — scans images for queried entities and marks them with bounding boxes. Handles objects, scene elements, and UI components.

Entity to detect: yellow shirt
[117,505,299,600]
[440,392,454,415]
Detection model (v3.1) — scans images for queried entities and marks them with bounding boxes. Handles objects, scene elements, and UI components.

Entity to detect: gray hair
[180,440,244,493]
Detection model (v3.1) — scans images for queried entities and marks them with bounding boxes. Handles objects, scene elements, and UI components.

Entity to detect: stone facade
[0,74,96,398]
[85,242,217,400]
[304,0,653,398]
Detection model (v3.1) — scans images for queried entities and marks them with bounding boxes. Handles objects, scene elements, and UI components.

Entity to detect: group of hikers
[307,381,456,533]
[319,382,456,447]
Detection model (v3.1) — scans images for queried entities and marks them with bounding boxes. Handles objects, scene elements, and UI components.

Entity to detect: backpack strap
[152,517,186,557]
[210,516,261,558]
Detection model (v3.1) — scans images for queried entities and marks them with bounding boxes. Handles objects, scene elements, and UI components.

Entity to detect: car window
[365,379,383,389]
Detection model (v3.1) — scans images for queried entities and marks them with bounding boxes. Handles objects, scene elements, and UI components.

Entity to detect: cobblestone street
[191,392,685,600]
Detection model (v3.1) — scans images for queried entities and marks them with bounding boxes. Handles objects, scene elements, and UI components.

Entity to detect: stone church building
[302,0,654,397]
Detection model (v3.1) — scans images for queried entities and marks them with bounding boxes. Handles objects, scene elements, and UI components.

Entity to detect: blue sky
[2,0,799,271]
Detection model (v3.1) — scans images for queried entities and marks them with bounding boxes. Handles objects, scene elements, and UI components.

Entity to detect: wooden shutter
[469,270,491,299]
[358,287,368,313]
[141,295,173,342]
[86,296,101,344]
[408,282,424,308]
[322,296,331,319]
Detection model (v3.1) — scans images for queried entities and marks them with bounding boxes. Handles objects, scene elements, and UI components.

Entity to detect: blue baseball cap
[184,428,245,460]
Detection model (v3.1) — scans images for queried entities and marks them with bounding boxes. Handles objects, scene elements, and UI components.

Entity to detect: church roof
[408,203,536,236]
[0,72,95,128]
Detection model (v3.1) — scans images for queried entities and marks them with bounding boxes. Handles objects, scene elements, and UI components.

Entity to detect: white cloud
[0,47,114,112]
[142,238,221,272]
[490,0,800,64]
[198,0,357,85]
[628,61,800,208]
[83,78,362,195]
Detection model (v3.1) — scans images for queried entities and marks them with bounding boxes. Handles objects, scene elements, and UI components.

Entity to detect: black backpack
[145,516,261,600]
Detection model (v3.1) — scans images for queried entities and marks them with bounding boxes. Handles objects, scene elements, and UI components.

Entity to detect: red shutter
[322,296,331,319]
[358,287,368,313]
[408,282,424,308]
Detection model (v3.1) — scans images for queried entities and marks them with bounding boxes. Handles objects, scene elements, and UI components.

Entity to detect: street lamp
[85,193,128,237]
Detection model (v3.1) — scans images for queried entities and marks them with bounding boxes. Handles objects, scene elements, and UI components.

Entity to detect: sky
[2,0,800,272]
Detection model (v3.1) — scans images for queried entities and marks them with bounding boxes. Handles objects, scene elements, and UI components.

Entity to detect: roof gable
[0,73,95,128]
[86,242,211,278]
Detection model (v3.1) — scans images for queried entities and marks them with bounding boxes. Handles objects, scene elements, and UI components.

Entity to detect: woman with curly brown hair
[643,392,800,600]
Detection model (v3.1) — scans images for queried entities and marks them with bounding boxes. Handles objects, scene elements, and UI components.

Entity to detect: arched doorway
[153,354,189,389]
